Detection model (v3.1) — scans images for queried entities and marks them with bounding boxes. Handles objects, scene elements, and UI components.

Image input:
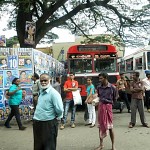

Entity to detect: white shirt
[142,78,150,91]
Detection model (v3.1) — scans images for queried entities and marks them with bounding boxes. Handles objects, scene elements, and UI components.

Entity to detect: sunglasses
[40,80,49,82]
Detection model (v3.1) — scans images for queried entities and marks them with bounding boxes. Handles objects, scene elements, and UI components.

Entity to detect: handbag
[87,93,98,104]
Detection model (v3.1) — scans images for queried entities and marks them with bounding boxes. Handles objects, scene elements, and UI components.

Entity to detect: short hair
[33,73,39,79]
[40,73,51,79]
[133,71,140,77]
[98,72,109,79]
[87,77,93,81]
[56,77,60,82]
[12,78,19,84]
[69,72,75,75]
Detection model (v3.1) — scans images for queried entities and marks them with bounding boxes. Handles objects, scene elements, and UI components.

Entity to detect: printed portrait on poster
[3,70,19,88]
[21,88,33,106]
[0,35,6,47]
[18,48,33,69]
[0,55,8,69]
[19,70,32,86]
[24,21,36,45]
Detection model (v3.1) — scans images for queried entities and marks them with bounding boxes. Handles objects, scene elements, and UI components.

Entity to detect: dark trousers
[145,91,150,109]
[33,119,58,150]
[5,105,22,128]
[119,90,130,110]
[130,99,146,125]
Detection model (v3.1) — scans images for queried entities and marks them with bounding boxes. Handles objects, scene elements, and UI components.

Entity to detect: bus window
[147,52,150,70]
[94,55,116,72]
[69,57,92,73]
[126,58,133,71]
[135,57,143,70]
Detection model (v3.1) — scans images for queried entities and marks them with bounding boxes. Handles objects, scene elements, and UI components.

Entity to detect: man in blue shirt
[33,73,64,150]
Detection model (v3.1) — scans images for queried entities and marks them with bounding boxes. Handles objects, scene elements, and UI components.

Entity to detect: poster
[0,71,3,88]
[0,55,8,69]
[24,21,36,45]
[0,35,6,47]
[7,55,18,69]
[18,48,33,69]
[19,70,32,86]
[3,70,19,88]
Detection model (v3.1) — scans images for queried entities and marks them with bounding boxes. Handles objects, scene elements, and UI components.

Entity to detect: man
[96,73,117,150]
[116,72,131,113]
[143,70,150,113]
[52,76,61,94]
[31,73,40,110]
[33,73,64,150]
[129,72,149,128]
[60,72,78,130]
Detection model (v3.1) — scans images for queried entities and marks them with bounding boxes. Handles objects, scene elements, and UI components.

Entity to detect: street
[0,108,150,150]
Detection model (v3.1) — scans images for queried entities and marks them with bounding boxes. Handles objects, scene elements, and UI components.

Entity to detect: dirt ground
[0,109,150,150]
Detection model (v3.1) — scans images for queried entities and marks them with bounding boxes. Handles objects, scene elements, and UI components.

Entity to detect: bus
[66,44,119,100]
[117,45,150,80]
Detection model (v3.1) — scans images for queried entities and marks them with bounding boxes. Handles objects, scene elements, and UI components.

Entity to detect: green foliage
[6,36,18,47]
[0,0,149,47]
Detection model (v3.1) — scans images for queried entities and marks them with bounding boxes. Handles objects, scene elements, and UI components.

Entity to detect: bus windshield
[147,52,150,70]
[94,55,116,72]
[69,58,92,73]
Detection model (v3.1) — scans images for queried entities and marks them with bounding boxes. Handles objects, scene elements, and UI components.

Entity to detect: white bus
[117,45,150,80]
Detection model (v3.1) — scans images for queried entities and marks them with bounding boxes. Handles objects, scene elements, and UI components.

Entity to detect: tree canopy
[0,0,150,47]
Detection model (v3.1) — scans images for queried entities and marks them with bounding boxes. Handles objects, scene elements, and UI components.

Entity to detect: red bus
[66,44,119,100]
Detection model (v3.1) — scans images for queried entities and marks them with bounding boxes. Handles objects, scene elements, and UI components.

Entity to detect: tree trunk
[16,3,33,48]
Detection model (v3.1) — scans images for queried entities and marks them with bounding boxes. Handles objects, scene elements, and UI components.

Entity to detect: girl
[85,77,96,128]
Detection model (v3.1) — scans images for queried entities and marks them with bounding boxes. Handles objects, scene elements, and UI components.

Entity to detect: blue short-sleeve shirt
[9,84,22,105]
[86,84,95,96]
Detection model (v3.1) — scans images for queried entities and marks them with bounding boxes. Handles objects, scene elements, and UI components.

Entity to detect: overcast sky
[0,13,138,56]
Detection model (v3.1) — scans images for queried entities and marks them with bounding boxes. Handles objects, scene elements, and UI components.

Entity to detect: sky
[0,14,138,56]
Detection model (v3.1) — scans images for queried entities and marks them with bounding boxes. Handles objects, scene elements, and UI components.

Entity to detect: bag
[92,97,99,106]
[72,90,82,105]
[87,93,98,104]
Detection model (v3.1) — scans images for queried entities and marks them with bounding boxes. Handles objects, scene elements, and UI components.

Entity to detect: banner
[24,21,36,45]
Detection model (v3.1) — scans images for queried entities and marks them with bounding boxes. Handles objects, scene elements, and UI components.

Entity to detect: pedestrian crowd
[3,70,150,150]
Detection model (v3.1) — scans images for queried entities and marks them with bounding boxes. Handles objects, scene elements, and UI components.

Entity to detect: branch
[36,0,68,31]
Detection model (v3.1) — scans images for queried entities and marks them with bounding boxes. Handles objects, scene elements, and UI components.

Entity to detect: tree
[0,0,150,47]
[6,36,18,47]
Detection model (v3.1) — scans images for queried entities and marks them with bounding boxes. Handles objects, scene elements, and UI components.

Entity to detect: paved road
[0,108,150,150]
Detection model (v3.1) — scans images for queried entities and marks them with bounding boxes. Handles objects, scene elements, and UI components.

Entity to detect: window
[147,52,150,70]
[135,57,142,70]
[94,55,117,72]
[69,57,92,73]
[126,58,133,71]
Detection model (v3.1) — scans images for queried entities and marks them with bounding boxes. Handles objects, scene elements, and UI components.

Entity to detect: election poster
[0,55,8,69]
[18,48,33,69]
[3,70,19,88]
[24,21,36,45]
[19,70,32,86]
[0,71,3,88]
